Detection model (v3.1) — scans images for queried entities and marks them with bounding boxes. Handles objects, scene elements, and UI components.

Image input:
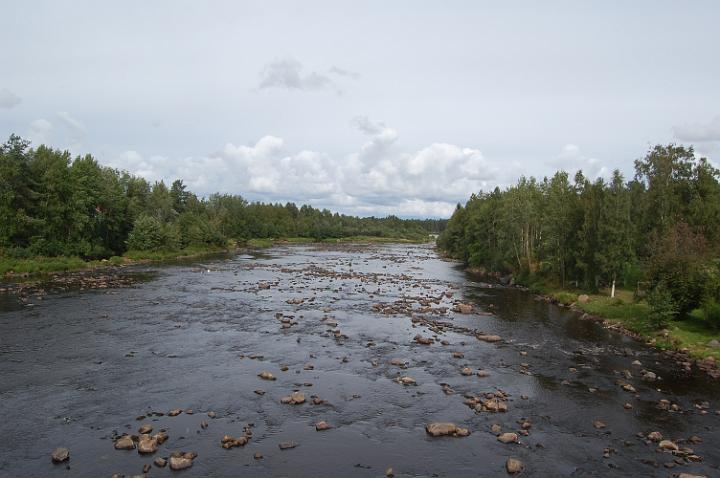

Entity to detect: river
[0,243,718,477]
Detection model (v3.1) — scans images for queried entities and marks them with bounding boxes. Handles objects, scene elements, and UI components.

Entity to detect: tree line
[438,144,720,328]
[0,135,445,259]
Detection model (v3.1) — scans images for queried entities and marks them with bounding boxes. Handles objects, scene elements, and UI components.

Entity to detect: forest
[0,135,444,265]
[438,144,720,331]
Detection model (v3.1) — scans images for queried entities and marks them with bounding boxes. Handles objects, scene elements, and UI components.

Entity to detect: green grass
[521,277,720,362]
[0,256,92,276]
[123,245,226,261]
[1,245,227,278]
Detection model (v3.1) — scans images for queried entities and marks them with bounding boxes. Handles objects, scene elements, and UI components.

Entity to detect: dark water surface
[1,244,718,477]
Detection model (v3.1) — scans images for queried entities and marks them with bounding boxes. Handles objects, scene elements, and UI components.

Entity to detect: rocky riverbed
[0,243,718,477]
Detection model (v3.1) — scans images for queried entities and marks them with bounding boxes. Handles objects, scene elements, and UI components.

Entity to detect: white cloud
[258,59,334,92]
[546,143,608,179]
[106,118,507,217]
[674,116,720,142]
[0,88,22,108]
[56,111,86,137]
[329,65,361,80]
[28,118,53,144]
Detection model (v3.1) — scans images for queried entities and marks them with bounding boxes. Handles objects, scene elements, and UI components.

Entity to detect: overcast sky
[1,1,719,217]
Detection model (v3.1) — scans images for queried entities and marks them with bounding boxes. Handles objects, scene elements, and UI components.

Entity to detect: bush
[700,299,720,330]
[647,282,678,329]
[127,215,169,251]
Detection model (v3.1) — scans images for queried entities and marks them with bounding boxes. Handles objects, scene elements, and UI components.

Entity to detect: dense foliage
[0,135,444,259]
[438,144,720,327]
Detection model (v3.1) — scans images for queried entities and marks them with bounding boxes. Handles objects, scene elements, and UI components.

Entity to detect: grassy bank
[1,245,229,278]
[529,284,720,362]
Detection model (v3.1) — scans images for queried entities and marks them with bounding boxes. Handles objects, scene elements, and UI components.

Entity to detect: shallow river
[1,243,718,477]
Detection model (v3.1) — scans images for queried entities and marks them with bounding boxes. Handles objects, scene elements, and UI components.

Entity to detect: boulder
[114,436,135,450]
[258,371,276,380]
[497,432,518,444]
[506,458,524,474]
[51,448,70,463]
[169,456,193,470]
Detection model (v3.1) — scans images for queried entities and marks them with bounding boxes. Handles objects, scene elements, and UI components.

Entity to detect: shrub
[647,282,678,329]
[700,299,720,330]
[127,215,167,251]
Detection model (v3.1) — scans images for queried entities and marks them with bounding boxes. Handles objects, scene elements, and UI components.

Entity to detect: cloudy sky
[1,1,719,217]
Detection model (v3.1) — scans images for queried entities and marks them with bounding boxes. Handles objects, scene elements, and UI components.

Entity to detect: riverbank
[0,245,230,280]
[522,282,720,376]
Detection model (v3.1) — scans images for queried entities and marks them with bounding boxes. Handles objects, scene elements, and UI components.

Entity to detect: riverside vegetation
[438,144,720,362]
[0,135,444,276]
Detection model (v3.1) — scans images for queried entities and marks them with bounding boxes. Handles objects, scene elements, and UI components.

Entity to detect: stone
[425,422,468,437]
[137,437,158,454]
[169,456,193,470]
[291,391,306,404]
[461,367,473,376]
[386,467,395,477]
[641,370,657,382]
[390,358,407,367]
[398,376,416,385]
[621,383,637,393]
[647,431,663,442]
[414,334,433,345]
[51,448,70,463]
[455,303,473,314]
[476,370,490,377]
[154,457,167,467]
[658,440,679,451]
[497,432,518,444]
[491,424,502,434]
[707,339,720,349]
[138,424,153,434]
[452,352,464,359]
[426,422,456,436]
[577,294,590,303]
[593,420,606,429]
[315,421,331,431]
[154,432,169,444]
[168,408,182,417]
[506,458,524,474]
[279,441,297,450]
[258,371,276,380]
[114,435,135,450]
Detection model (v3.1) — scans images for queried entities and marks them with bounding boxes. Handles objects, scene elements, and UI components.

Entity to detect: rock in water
[497,432,518,444]
[258,371,276,380]
[137,437,158,454]
[51,448,70,463]
[114,436,135,450]
[315,421,331,431]
[506,458,524,474]
[169,456,193,470]
[426,422,456,436]
[658,439,679,451]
